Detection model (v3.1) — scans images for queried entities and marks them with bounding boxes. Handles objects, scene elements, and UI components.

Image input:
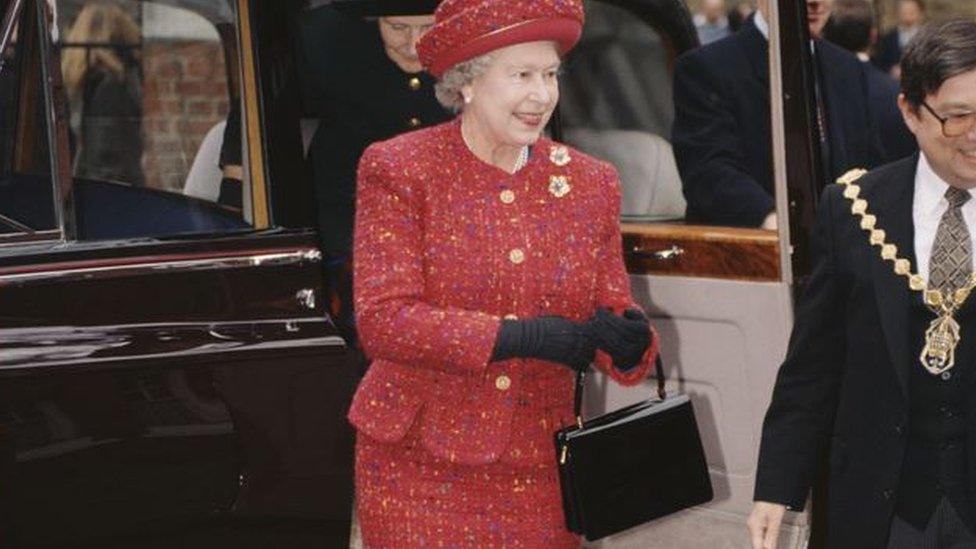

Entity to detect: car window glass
[560,1,684,224]
[560,0,777,231]
[0,14,58,242]
[53,0,251,241]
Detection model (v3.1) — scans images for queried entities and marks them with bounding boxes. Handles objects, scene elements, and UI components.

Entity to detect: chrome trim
[0,248,322,284]
[0,318,345,370]
[0,229,61,247]
[295,288,316,310]
[36,0,76,241]
[0,0,24,73]
[630,245,685,261]
[0,212,35,233]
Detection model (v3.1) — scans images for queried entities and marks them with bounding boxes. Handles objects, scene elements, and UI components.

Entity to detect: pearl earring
[463,94,472,104]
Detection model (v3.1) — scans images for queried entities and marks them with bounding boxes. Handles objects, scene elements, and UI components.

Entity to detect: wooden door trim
[623,223,780,281]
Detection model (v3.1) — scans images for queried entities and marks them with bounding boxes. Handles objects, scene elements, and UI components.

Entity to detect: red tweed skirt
[355,427,579,548]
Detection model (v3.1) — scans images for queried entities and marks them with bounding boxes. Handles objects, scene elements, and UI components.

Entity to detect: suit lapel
[869,157,918,398]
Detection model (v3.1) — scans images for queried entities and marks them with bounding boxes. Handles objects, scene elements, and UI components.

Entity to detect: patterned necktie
[929,187,973,292]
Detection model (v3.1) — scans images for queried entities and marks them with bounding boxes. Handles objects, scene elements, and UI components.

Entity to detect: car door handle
[296,288,316,310]
[629,245,685,261]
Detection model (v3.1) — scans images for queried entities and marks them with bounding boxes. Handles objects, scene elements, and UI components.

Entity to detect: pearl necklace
[513,146,529,172]
[459,124,529,173]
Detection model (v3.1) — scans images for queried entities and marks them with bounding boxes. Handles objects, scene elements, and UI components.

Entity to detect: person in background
[348,0,659,545]
[728,0,755,33]
[824,0,917,161]
[216,101,243,212]
[694,0,731,45]
[671,0,902,228]
[749,19,976,548]
[215,1,450,343]
[300,0,450,264]
[305,1,451,346]
[873,0,925,79]
[61,2,143,187]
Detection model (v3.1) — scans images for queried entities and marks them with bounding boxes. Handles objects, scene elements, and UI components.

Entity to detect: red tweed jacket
[349,120,659,466]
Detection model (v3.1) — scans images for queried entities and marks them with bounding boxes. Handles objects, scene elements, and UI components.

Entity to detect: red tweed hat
[417,0,585,77]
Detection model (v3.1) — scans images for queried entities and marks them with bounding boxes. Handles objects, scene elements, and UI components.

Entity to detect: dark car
[0,0,358,546]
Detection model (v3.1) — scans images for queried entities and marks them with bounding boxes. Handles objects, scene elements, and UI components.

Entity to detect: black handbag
[554,357,714,541]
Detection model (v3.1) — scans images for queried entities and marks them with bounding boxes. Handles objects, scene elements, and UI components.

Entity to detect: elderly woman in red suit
[349,0,660,545]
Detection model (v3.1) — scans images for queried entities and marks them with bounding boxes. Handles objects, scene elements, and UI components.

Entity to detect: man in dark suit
[872,0,925,78]
[672,0,901,228]
[824,0,917,163]
[748,19,976,548]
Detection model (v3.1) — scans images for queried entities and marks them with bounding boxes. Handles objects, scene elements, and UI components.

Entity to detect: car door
[0,1,356,547]
[556,0,812,546]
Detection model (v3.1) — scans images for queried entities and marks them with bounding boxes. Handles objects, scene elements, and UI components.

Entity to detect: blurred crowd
[693,0,925,73]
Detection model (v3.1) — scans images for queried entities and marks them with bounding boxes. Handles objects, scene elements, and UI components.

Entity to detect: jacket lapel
[869,157,918,398]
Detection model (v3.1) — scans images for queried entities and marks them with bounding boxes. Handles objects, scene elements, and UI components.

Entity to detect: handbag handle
[573,355,667,427]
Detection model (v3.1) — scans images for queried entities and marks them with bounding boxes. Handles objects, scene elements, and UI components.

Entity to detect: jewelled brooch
[549,175,571,198]
[549,145,571,167]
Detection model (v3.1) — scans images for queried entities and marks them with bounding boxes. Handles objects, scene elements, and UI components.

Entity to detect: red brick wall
[141,40,229,191]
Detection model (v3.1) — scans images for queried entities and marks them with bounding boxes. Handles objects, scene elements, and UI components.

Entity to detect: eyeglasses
[921,101,976,138]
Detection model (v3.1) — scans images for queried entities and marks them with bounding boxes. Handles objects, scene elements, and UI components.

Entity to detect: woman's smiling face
[463,41,561,148]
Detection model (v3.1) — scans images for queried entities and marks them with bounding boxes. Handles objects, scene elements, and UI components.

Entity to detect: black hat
[330,0,439,16]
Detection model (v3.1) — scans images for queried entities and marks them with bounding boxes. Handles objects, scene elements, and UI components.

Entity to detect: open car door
[0,1,356,546]
[556,0,816,546]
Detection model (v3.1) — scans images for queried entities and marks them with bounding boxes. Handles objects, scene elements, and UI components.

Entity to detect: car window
[0,10,59,243]
[560,0,782,232]
[51,0,251,240]
[560,1,686,224]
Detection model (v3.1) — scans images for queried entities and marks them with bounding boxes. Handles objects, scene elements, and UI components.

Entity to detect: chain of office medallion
[836,168,976,314]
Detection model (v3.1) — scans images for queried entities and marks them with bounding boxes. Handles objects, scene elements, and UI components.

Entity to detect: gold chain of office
[837,168,976,376]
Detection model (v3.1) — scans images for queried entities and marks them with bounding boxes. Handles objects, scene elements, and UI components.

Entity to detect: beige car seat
[564,128,686,219]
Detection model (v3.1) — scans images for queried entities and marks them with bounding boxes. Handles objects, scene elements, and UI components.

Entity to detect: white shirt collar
[912,152,976,281]
[753,10,769,41]
[915,152,971,219]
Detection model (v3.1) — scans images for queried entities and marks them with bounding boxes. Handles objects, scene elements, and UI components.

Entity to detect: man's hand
[747,501,787,549]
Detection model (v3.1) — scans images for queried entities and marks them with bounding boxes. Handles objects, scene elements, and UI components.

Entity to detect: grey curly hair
[434,53,495,112]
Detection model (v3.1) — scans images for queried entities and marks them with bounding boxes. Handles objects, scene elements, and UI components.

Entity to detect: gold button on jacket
[508,249,525,264]
[495,375,512,391]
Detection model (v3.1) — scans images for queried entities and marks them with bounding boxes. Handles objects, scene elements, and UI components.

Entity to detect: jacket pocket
[419,367,517,465]
[347,360,424,443]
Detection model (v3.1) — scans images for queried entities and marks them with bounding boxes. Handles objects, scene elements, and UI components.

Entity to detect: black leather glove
[585,308,651,372]
[491,316,597,371]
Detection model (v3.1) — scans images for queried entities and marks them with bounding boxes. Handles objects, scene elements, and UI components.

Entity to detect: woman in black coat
[62,2,144,187]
